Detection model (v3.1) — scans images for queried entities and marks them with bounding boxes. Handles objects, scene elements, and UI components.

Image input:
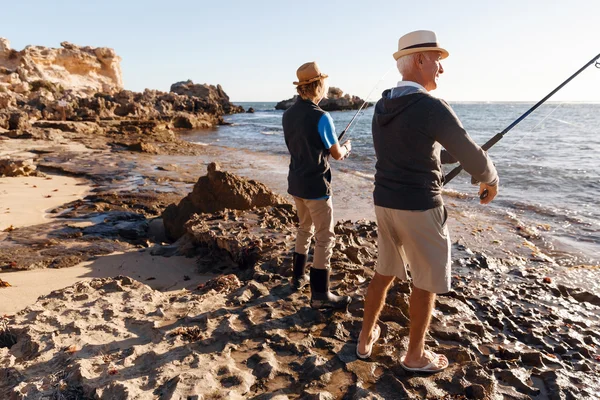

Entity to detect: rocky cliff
[0,38,122,96]
[0,39,244,140]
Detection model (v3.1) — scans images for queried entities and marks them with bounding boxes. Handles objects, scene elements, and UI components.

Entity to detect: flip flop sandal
[400,350,449,373]
[356,324,381,359]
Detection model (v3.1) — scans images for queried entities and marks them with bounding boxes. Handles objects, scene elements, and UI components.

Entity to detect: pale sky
[3,0,599,102]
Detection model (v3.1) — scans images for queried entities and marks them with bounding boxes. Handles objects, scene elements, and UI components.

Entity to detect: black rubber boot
[292,252,309,290]
[309,267,351,309]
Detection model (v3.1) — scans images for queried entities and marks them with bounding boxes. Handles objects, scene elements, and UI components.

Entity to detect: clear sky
[3,0,599,102]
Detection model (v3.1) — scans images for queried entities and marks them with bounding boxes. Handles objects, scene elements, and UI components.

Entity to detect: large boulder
[162,163,287,241]
[170,80,243,114]
[275,87,373,111]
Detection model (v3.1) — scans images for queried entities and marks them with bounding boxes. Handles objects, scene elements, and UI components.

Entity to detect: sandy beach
[0,174,91,231]
[0,250,210,315]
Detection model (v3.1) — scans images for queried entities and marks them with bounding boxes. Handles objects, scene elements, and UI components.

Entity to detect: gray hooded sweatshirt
[372,85,498,211]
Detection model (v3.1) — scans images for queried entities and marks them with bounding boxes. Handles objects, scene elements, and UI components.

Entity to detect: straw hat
[393,30,449,61]
[293,62,329,86]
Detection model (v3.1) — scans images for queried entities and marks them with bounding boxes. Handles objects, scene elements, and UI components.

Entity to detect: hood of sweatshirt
[373,85,430,127]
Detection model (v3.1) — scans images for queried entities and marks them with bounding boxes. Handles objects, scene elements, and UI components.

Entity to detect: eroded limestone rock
[162,163,288,240]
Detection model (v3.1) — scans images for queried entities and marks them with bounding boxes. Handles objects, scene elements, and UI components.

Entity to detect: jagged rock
[0,93,16,109]
[127,141,159,154]
[32,120,100,134]
[0,37,122,96]
[196,274,242,295]
[0,158,38,177]
[7,112,30,130]
[162,163,288,241]
[170,80,243,114]
[171,111,213,129]
[275,87,373,111]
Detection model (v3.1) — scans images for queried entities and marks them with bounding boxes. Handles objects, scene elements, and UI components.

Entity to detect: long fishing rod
[444,52,600,187]
[337,67,394,143]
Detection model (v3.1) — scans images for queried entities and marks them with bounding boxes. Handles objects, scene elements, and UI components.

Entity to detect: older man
[356,30,499,372]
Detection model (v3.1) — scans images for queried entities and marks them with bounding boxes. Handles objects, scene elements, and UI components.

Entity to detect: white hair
[321,78,330,100]
[396,53,419,77]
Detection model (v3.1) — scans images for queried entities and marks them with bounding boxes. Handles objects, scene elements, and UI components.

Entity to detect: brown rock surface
[162,162,288,241]
[2,202,599,398]
[0,38,122,96]
[170,80,244,114]
[0,158,39,177]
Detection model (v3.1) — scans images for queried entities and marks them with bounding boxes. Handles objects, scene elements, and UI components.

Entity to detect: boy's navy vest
[283,98,331,199]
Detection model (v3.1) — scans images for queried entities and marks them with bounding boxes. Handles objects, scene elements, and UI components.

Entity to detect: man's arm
[440,150,457,164]
[430,100,498,186]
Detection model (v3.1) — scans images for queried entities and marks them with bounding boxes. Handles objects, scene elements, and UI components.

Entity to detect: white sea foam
[190,141,210,146]
[441,188,470,199]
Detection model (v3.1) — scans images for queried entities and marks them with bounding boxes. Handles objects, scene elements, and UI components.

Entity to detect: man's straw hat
[393,30,449,61]
[293,62,329,86]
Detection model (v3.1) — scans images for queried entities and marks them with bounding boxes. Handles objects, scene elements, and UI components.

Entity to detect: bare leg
[403,286,448,368]
[358,272,395,354]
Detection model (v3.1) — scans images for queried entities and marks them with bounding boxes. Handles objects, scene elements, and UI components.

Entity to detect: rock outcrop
[0,158,39,177]
[170,80,244,114]
[162,163,288,241]
[0,38,122,96]
[0,39,242,137]
[275,86,373,111]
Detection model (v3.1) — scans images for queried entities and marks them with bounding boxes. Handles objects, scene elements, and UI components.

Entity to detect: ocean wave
[441,189,470,199]
[260,130,282,136]
[190,141,210,146]
[504,201,590,226]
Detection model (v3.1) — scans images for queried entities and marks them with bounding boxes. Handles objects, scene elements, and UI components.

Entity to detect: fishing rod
[337,67,394,143]
[444,52,600,191]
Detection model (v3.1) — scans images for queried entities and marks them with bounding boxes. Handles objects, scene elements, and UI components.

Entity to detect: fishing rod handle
[444,165,464,184]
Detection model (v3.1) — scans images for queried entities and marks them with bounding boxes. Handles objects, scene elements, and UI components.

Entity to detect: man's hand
[479,182,498,205]
[341,140,352,160]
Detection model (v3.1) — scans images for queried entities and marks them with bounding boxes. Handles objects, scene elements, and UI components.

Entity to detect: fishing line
[444,52,600,188]
[493,102,564,159]
[337,66,395,142]
[550,116,600,135]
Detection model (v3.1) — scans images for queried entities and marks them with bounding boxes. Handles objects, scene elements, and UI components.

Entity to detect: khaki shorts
[375,205,451,293]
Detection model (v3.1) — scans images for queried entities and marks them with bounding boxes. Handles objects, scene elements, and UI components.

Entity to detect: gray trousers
[293,196,335,270]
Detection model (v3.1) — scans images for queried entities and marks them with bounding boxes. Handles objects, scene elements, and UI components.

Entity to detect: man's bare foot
[401,350,449,372]
[356,324,381,359]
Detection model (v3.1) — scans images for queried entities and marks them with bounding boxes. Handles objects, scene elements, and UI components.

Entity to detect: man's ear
[417,53,424,65]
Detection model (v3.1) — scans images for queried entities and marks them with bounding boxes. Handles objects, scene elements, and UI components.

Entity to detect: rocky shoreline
[0,39,599,399]
[0,150,598,398]
[276,87,373,111]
